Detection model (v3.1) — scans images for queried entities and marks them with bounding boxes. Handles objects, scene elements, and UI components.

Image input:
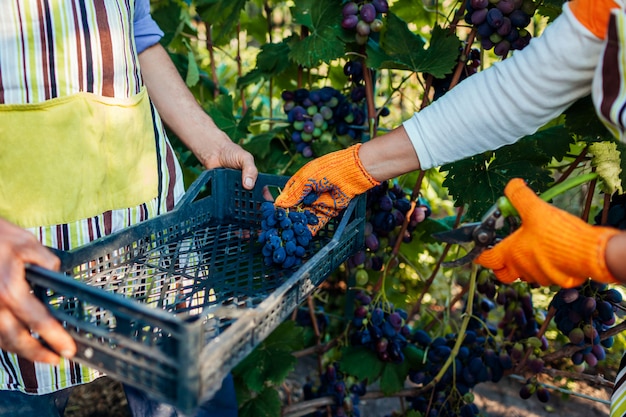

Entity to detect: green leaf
[537,0,565,22]
[288,0,345,68]
[369,14,460,77]
[589,141,623,194]
[233,322,304,393]
[238,387,282,417]
[197,0,248,43]
[243,132,282,159]
[339,346,384,381]
[379,360,410,395]
[238,41,293,88]
[204,95,252,142]
[565,96,613,141]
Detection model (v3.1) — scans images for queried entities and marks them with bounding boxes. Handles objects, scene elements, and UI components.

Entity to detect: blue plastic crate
[26,168,365,413]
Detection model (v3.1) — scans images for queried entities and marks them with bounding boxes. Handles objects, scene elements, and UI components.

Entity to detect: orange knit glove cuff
[475,178,620,288]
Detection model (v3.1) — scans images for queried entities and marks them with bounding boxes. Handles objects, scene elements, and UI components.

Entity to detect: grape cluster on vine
[408,329,513,416]
[550,281,621,368]
[519,376,551,403]
[258,201,318,268]
[341,0,389,45]
[347,180,431,278]
[464,0,536,56]
[282,83,385,158]
[349,291,411,363]
[303,363,366,417]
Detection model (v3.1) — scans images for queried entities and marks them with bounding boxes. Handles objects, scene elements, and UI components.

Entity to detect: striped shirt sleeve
[134,0,164,53]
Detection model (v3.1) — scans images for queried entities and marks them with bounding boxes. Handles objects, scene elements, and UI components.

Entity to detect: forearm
[606,233,626,283]
[358,126,421,182]
[404,4,606,169]
[138,43,224,154]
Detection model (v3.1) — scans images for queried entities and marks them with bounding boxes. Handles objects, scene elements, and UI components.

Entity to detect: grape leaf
[379,360,410,395]
[339,346,385,381]
[233,321,304,392]
[288,0,345,68]
[197,0,248,43]
[238,387,282,417]
[537,0,566,22]
[204,95,253,142]
[589,141,623,194]
[441,133,567,220]
[237,41,294,89]
[564,95,613,142]
[368,14,460,78]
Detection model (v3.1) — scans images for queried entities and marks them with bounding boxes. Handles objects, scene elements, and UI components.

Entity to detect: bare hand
[193,130,258,190]
[0,218,76,363]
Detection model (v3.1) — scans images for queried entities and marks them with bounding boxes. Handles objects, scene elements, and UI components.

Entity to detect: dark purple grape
[536,387,550,403]
[497,17,512,36]
[493,39,511,56]
[342,1,359,16]
[471,8,488,25]
[496,0,516,14]
[360,3,377,23]
[519,384,533,400]
[509,9,531,27]
[486,8,504,28]
[372,0,389,13]
[365,233,379,251]
[471,0,488,8]
[342,14,359,29]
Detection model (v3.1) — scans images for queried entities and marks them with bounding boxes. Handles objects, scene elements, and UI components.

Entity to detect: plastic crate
[26,168,365,413]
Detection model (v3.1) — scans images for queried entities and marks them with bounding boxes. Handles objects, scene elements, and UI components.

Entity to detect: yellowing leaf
[589,141,623,194]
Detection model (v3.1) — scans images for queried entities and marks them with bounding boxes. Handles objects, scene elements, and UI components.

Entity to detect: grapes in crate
[257,201,318,268]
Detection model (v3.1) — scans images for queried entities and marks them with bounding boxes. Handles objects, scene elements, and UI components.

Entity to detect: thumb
[502,178,544,221]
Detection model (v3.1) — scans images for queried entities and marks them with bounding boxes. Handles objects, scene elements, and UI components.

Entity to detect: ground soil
[65,355,613,417]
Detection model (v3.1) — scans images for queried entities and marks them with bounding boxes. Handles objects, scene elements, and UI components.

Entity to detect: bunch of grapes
[347,180,431,275]
[518,376,551,403]
[429,46,481,101]
[282,84,382,158]
[349,291,412,363]
[549,281,621,368]
[408,329,513,416]
[282,87,343,158]
[341,0,389,45]
[464,0,536,56]
[494,282,542,342]
[303,363,366,417]
[258,201,318,268]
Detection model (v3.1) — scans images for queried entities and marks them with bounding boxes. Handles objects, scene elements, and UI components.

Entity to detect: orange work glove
[274,144,380,234]
[475,178,620,288]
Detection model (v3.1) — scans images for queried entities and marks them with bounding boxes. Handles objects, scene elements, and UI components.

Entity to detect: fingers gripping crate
[26,168,366,413]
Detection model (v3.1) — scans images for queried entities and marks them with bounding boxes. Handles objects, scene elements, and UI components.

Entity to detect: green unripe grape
[293,120,304,131]
[312,127,322,138]
[355,268,369,286]
[307,105,318,116]
[301,132,313,142]
[489,33,503,43]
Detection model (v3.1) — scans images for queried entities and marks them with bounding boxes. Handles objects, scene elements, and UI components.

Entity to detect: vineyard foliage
[150,0,626,416]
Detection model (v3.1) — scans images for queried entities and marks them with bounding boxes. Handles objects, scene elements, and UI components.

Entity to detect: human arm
[138,43,258,189]
[0,218,76,363]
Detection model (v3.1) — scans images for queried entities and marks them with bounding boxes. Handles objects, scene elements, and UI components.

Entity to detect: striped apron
[0,0,184,394]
